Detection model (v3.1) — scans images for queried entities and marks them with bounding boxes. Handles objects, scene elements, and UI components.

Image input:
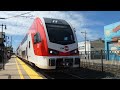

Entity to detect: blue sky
[0,11,120,52]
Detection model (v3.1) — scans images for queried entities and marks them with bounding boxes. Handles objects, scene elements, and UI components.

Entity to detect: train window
[34,32,41,44]
[46,24,75,45]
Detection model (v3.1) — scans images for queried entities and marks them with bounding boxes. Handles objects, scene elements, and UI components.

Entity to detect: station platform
[0,55,46,79]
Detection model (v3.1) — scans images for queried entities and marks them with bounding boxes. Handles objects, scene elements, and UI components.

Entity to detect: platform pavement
[0,55,45,79]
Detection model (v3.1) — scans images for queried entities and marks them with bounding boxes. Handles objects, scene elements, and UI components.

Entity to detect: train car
[16,17,80,69]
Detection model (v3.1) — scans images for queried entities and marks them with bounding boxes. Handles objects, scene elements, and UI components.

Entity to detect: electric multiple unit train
[16,17,80,69]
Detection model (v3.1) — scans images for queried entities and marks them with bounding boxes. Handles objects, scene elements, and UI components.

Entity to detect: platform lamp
[0,24,7,42]
[0,24,7,70]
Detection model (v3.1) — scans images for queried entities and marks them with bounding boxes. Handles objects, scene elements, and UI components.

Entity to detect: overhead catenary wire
[0,11,34,19]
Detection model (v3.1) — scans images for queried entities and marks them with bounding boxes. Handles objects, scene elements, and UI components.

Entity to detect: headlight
[70,49,79,55]
[49,50,53,54]
[48,48,59,55]
[74,50,77,53]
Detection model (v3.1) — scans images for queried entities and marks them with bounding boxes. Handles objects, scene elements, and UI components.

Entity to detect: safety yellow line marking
[16,58,43,79]
[15,59,24,79]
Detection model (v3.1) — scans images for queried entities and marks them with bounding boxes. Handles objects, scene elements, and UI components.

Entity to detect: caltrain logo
[64,46,69,51]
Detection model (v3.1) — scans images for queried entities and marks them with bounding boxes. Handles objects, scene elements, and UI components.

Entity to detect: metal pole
[85,31,86,55]
[88,40,89,59]
[84,31,87,59]
[2,24,5,70]
[0,24,7,70]
[81,31,87,59]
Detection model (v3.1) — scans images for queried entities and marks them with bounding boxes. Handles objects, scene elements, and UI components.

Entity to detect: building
[78,38,104,59]
[90,38,104,51]
[104,21,120,60]
[78,41,91,54]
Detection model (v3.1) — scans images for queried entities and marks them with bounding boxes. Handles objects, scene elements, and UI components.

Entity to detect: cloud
[0,11,103,36]
[0,11,84,36]
[76,28,103,42]
[0,11,34,36]
[0,11,104,51]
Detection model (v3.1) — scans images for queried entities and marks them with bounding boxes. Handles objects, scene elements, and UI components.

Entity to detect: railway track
[38,69,84,79]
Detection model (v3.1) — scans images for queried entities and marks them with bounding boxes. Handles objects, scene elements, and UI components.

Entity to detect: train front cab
[35,56,80,70]
[41,18,80,69]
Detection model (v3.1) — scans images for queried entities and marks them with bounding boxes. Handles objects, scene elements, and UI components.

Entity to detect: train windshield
[46,24,75,45]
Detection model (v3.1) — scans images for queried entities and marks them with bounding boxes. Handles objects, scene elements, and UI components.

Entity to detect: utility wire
[0,11,34,19]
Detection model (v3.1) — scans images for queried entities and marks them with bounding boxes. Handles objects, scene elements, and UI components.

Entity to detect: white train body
[16,17,80,69]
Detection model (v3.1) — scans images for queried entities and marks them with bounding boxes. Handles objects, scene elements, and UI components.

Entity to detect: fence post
[101,50,103,72]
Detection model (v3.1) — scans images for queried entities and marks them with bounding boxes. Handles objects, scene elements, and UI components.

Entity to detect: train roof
[43,17,69,25]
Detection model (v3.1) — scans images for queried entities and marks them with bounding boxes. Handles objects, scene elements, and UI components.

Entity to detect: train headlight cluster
[50,50,53,54]
[74,50,77,53]
[49,48,59,55]
[70,49,79,55]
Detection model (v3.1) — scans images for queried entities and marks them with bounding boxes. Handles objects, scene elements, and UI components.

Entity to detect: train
[16,17,80,69]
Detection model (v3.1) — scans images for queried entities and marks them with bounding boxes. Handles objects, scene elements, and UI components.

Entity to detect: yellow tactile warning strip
[15,59,24,79]
[16,58,43,79]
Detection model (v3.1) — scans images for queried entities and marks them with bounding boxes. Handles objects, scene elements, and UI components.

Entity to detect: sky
[0,11,120,52]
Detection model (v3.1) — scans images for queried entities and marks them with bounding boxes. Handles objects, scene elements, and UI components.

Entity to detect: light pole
[0,24,7,42]
[0,24,7,70]
[81,31,87,55]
